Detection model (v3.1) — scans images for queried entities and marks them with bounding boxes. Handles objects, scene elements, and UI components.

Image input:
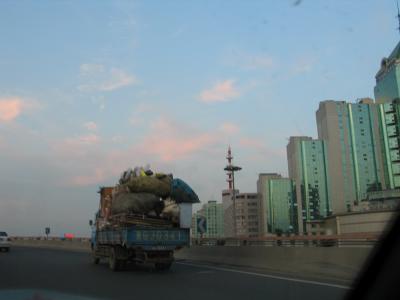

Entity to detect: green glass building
[287,137,331,232]
[267,178,298,234]
[374,42,400,189]
[376,101,400,189]
[191,200,224,238]
[374,42,400,104]
[257,173,283,236]
[316,100,383,214]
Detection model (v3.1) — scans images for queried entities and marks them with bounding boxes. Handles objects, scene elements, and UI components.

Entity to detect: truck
[90,186,192,271]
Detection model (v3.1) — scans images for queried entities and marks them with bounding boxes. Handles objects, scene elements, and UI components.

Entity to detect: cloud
[75,134,100,145]
[70,168,106,186]
[129,102,154,126]
[219,122,240,135]
[80,63,104,73]
[0,97,40,122]
[111,135,123,143]
[83,121,97,131]
[139,118,218,162]
[78,64,138,92]
[239,137,264,149]
[290,57,318,75]
[52,117,224,187]
[239,137,285,158]
[52,134,101,159]
[0,98,23,122]
[242,54,275,69]
[199,80,240,103]
[224,50,275,70]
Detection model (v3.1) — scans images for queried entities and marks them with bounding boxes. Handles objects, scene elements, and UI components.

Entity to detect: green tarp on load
[111,192,163,215]
[125,175,172,198]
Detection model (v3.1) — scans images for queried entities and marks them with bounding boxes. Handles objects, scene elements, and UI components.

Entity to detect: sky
[0,0,398,236]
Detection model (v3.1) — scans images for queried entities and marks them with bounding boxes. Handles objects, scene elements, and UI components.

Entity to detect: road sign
[197,216,207,234]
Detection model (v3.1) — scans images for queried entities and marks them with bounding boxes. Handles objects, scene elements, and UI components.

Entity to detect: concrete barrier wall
[175,246,372,283]
[12,239,90,252]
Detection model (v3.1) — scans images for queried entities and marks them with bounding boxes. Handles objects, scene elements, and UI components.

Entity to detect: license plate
[151,245,167,250]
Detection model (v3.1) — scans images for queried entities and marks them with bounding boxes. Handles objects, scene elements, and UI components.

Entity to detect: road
[0,247,348,300]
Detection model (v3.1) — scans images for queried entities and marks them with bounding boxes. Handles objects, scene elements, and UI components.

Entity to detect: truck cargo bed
[95,226,190,251]
[109,213,176,228]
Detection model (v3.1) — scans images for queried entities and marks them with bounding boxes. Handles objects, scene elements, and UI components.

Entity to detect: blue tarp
[171,178,200,203]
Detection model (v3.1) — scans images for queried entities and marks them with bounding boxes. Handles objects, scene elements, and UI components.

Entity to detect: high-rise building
[374,42,400,189]
[374,42,400,104]
[222,189,260,238]
[234,192,260,237]
[316,100,384,213]
[191,200,224,238]
[287,137,331,233]
[376,100,400,189]
[257,173,282,236]
[222,188,237,238]
[267,178,298,234]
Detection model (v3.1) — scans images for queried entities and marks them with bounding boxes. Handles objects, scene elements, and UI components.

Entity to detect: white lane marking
[196,270,215,274]
[176,261,351,290]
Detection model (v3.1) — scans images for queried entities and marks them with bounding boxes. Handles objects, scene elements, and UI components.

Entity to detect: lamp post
[224,164,242,237]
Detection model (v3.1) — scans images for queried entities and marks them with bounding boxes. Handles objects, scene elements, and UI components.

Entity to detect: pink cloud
[239,137,264,149]
[140,118,218,162]
[78,64,137,92]
[199,80,240,103]
[79,134,99,144]
[70,168,106,186]
[53,119,248,187]
[0,98,24,122]
[52,134,101,159]
[52,118,220,186]
[239,137,286,158]
[0,97,40,122]
[219,122,240,135]
[83,121,97,131]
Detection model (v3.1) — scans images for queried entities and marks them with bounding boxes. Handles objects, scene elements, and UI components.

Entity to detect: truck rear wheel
[155,262,172,271]
[109,247,120,271]
[92,254,100,265]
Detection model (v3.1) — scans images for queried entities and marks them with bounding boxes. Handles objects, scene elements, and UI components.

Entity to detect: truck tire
[109,247,120,271]
[119,260,127,271]
[92,253,100,264]
[155,262,172,271]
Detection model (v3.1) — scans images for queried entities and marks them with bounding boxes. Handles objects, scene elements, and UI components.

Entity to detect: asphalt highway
[0,247,348,300]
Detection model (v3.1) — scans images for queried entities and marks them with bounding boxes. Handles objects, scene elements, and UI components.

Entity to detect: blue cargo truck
[90,224,190,271]
[90,187,192,271]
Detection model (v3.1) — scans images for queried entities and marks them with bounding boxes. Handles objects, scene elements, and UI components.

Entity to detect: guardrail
[191,233,381,247]
[10,232,380,247]
[10,236,91,242]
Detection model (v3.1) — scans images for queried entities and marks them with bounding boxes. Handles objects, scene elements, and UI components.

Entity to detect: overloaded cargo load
[111,192,164,216]
[124,174,172,198]
[98,165,199,229]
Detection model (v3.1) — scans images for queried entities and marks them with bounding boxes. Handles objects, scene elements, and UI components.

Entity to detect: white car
[0,231,11,252]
